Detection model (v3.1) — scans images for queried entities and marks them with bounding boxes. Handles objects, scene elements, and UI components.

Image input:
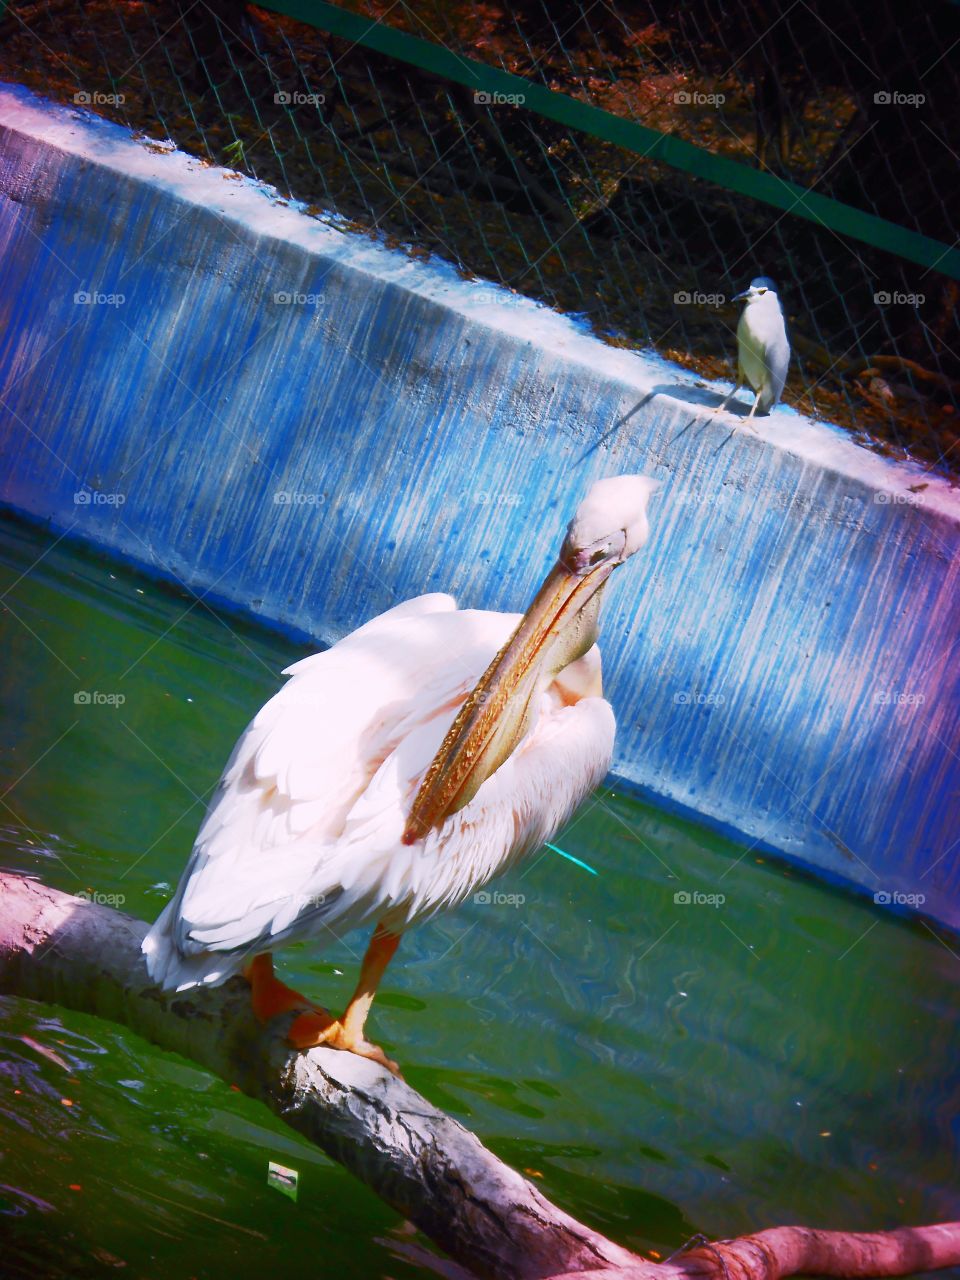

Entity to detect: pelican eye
[589,549,606,566]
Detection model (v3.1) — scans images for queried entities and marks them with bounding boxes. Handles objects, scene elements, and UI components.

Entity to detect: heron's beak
[732,289,751,302]
[401,553,617,844]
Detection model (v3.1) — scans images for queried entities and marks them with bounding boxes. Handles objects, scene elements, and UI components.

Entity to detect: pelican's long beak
[402,553,618,845]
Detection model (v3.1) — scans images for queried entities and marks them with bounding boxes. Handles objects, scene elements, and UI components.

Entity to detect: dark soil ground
[2,0,959,474]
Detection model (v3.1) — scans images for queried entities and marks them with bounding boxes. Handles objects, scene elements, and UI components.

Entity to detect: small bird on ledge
[716,276,790,424]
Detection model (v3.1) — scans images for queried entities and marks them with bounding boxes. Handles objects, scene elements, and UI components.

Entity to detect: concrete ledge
[1,83,958,926]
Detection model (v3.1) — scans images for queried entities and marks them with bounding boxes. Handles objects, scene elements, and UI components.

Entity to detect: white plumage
[143,593,613,991]
[718,275,790,420]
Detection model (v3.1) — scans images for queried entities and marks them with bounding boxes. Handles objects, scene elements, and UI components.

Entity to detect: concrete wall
[1,84,958,927]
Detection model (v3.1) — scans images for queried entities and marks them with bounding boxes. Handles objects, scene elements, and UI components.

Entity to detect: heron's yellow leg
[288,925,402,1075]
[745,393,762,429]
[714,382,743,414]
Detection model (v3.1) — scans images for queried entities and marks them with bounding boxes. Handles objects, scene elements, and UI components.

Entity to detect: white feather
[142,593,614,991]
[738,293,789,411]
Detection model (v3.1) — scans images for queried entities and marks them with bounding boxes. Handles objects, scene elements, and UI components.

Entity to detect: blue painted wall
[1,85,958,927]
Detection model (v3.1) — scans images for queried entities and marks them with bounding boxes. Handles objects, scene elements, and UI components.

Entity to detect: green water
[0,515,957,1279]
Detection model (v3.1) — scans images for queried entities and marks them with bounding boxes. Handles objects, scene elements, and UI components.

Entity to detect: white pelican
[143,474,658,1071]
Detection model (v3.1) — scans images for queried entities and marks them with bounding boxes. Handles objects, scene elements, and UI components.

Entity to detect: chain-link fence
[2,0,958,471]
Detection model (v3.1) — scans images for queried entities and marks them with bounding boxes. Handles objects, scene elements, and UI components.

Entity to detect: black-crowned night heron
[715,276,790,424]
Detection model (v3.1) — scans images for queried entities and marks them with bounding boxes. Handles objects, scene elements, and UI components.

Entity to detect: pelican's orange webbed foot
[243,953,328,1024]
[288,925,403,1074]
[287,1012,401,1077]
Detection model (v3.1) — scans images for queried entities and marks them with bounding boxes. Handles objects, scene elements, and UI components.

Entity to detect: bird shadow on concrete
[576,390,658,464]
[577,383,755,466]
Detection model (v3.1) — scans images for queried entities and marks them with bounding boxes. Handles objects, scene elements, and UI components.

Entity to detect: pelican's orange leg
[288,925,401,1074]
[243,953,332,1026]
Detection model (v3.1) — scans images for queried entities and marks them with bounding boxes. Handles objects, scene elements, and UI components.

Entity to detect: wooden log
[665,1223,960,1280]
